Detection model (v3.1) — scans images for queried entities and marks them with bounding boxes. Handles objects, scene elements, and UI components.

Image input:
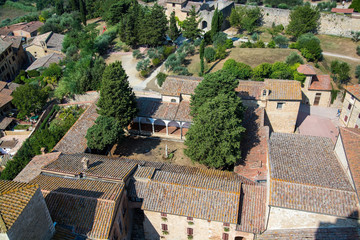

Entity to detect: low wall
[236,4,360,37]
[4,131,31,136]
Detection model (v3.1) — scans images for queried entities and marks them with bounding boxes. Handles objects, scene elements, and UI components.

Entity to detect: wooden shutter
[222,233,229,240]
[161,224,168,231]
[187,228,193,235]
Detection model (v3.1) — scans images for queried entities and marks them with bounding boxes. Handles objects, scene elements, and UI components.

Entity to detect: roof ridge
[271,178,355,192]
[341,127,360,137]
[0,183,38,196]
[41,189,117,203]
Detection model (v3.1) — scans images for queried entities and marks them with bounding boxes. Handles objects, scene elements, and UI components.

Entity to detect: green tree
[185,93,245,169]
[55,0,64,16]
[79,0,87,26]
[229,6,262,34]
[252,62,272,81]
[97,61,138,127]
[204,47,216,62]
[223,59,252,79]
[331,60,351,85]
[356,65,360,79]
[286,52,304,65]
[86,116,124,151]
[287,5,320,38]
[105,0,131,25]
[273,35,288,47]
[211,7,223,38]
[199,39,205,75]
[297,33,322,62]
[182,6,202,40]
[190,70,237,114]
[350,0,360,12]
[12,84,48,119]
[119,1,143,46]
[169,11,180,41]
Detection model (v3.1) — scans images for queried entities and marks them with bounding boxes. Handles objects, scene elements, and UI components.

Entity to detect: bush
[274,35,288,47]
[194,38,202,46]
[254,40,265,48]
[157,72,167,87]
[152,58,161,67]
[267,40,276,48]
[278,3,289,9]
[225,39,234,49]
[331,60,351,84]
[164,46,176,57]
[286,52,304,65]
[204,47,216,62]
[289,42,299,49]
[140,70,149,77]
[173,66,191,75]
[240,41,253,48]
[133,49,143,59]
[251,33,259,41]
[136,58,150,72]
[223,59,252,79]
[356,65,360,79]
[252,62,272,81]
[27,70,40,78]
[297,33,322,61]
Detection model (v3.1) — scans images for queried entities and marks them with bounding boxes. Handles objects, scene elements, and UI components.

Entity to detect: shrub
[216,45,227,60]
[289,42,299,49]
[225,39,234,49]
[194,38,202,46]
[251,33,259,41]
[204,31,213,45]
[278,3,289,9]
[223,59,252,79]
[152,58,161,67]
[252,63,272,81]
[157,72,167,87]
[267,40,276,48]
[212,32,228,49]
[204,47,216,62]
[173,66,191,75]
[286,52,304,65]
[254,40,265,48]
[164,46,176,57]
[136,58,150,72]
[293,72,306,83]
[274,35,288,47]
[356,65,360,79]
[133,49,142,59]
[140,70,149,77]
[240,41,253,48]
[331,60,351,84]
[27,70,40,78]
[297,33,322,61]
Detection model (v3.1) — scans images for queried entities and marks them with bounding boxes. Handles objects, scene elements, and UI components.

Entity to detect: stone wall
[237,4,360,37]
[6,188,55,240]
[143,210,254,240]
[265,100,300,133]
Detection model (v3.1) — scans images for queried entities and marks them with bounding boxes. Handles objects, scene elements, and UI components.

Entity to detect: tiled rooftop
[346,84,360,100]
[309,75,332,91]
[270,180,359,218]
[236,81,265,100]
[265,79,302,101]
[332,8,354,13]
[1,35,22,49]
[269,133,353,190]
[142,181,241,224]
[133,166,155,180]
[137,99,192,122]
[0,181,39,232]
[258,227,360,240]
[339,127,360,200]
[14,152,61,183]
[297,64,317,75]
[161,75,201,96]
[30,174,124,201]
[0,38,11,53]
[42,153,137,181]
[0,93,12,108]
[26,53,64,71]
[53,102,99,154]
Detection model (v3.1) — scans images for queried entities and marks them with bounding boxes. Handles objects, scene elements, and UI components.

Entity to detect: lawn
[0,5,31,22]
[317,34,359,59]
[186,47,301,76]
[13,124,30,130]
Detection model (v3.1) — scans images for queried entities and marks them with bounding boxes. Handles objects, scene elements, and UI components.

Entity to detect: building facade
[340,84,360,128]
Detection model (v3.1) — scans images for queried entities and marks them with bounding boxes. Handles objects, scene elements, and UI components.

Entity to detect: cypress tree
[211,7,223,38]
[79,0,87,25]
[55,0,64,16]
[97,61,138,128]
[182,6,202,40]
[199,39,205,75]
[169,11,180,41]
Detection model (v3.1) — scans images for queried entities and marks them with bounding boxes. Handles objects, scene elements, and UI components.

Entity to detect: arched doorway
[202,21,207,29]
[168,121,180,135]
[154,119,166,134]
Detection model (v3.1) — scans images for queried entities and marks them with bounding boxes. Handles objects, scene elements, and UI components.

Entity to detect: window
[277,102,284,109]
[222,233,229,240]
[344,115,348,122]
[187,217,193,221]
[171,99,176,103]
[348,104,352,110]
[172,3,175,7]
[351,95,355,100]
[187,228,193,235]
[161,213,167,217]
[358,113,360,119]
[262,90,267,96]
[161,224,168,231]
[223,223,230,227]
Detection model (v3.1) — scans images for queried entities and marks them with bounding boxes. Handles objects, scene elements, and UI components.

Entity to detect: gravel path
[323,52,360,62]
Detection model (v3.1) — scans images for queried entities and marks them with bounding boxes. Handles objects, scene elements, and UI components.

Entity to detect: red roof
[297,64,316,75]
[346,84,360,100]
[331,8,354,14]
[309,75,332,91]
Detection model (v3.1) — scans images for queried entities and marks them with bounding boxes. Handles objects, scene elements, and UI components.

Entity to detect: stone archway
[168,121,181,135]
[154,119,166,134]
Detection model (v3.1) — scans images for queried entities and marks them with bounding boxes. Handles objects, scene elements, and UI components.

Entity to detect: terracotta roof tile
[297,64,317,75]
[128,179,149,199]
[142,181,241,224]
[0,93,12,108]
[53,102,99,154]
[14,152,61,183]
[0,81,7,90]
[265,79,302,101]
[269,133,353,190]
[258,227,360,240]
[309,75,332,91]
[236,81,265,100]
[270,180,359,218]
[0,117,13,130]
[134,166,155,180]
[332,8,354,13]
[161,75,202,96]
[339,127,360,199]
[0,181,39,232]
[0,39,11,53]
[346,84,360,100]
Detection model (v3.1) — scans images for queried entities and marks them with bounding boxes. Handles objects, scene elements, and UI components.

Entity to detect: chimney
[40,147,46,155]
[81,157,89,171]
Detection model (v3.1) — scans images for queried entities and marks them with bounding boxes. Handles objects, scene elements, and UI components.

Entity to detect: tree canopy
[287,5,320,38]
[185,93,245,169]
[211,7,223,38]
[229,6,262,34]
[12,84,48,119]
[331,60,351,85]
[97,61,138,128]
[182,6,202,40]
[168,11,180,41]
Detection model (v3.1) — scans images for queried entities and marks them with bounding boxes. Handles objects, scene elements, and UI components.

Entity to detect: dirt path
[323,52,360,62]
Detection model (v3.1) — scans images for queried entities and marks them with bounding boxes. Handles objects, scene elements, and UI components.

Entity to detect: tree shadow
[112,136,162,157]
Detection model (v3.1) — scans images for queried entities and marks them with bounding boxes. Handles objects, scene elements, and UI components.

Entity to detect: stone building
[297,64,332,107]
[164,0,234,32]
[340,84,360,128]
[0,180,55,240]
[236,79,302,133]
[0,21,44,39]
[0,38,26,81]
[25,31,65,63]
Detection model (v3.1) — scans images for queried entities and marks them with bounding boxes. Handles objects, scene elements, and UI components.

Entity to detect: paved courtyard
[296,104,342,143]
